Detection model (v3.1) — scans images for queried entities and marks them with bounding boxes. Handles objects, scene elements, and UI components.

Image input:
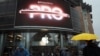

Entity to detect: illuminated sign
[19,5,70,20]
[15,0,73,29]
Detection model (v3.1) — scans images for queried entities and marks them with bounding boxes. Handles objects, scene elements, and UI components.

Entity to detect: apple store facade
[0,0,81,56]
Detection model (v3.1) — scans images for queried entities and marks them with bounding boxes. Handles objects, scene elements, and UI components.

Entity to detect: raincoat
[13,45,29,56]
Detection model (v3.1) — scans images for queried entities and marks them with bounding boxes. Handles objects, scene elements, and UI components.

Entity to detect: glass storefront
[0,30,79,56]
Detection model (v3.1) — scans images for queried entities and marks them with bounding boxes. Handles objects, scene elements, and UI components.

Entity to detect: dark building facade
[0,0,93,56]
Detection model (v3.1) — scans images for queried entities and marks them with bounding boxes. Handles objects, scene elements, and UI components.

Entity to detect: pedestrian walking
[13,45,30,56]
[83,40,100,56]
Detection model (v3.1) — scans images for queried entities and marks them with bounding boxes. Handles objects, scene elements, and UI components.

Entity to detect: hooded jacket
[13,45,29,56]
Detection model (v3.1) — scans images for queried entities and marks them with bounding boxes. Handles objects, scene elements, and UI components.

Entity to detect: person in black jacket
[83,40,100,56]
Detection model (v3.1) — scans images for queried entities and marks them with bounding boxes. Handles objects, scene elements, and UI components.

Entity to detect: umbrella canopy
[71,33,97,41]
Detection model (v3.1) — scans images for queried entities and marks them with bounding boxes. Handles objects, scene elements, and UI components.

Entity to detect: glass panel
[8,31,61,56]
[0,33,4,56]
[30,33,60,46]
[28,32,61,56]
[2,32,14,56]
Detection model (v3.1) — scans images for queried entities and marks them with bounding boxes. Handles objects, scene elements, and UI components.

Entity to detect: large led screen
[15,0,73,29]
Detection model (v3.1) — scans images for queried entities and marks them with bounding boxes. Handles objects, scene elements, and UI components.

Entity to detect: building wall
[87,12,94,33]
[0,0,16,29]
[74,5,94,33]
[0,0,94,56]
[70,7,81,33]
[74,6,85,32]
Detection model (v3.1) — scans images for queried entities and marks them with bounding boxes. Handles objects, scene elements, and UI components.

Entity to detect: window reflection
[30,32,60,46]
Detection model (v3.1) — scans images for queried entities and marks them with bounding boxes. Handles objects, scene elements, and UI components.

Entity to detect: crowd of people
[3,40,100,56]
[53,40,100,56]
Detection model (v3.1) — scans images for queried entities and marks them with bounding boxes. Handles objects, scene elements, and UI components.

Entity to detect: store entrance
[29,31,61,56]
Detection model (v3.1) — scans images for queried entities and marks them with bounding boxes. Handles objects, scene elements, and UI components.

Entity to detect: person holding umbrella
[83,40,100,56]
[71,33,100,56]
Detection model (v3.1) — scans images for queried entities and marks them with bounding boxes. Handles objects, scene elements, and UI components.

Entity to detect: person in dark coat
[54,46,60,56]
[60,48,69,56]
[13,45,29,56]
[83,40,100,56]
